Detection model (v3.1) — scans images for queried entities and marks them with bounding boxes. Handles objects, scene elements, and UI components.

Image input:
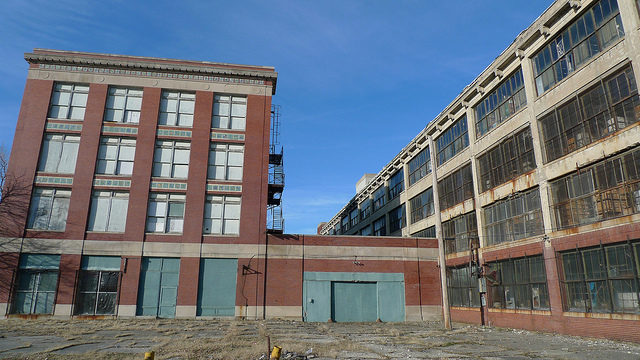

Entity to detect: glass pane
[75,293,96,315]
[96,293,116,315]
[99,272,119,292]
[168,217,184,232]
[168,202,184,217]
[79,271,99,292]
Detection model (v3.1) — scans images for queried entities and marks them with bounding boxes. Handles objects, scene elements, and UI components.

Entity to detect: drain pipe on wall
[428,135,451,330]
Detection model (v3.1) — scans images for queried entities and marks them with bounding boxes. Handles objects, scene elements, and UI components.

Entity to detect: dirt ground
[0,318,639,359]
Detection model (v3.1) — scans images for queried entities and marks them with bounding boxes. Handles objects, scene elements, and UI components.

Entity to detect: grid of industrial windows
[373,216,386,236]
[37,134,80,174]
[341,216,349,232]
[87,191,129,232]
[533,0,624,95]
[360,225,372,236]
[477,127,535,192]
[48,83,89,120]
[447,265,480,307]
[208,144,244,181]
[484,188,544,246]
[443,211,477,255]
[152,141,190,178]
[486,255,549,310]
[539,65,639,163]
[549,146,640,230]
[436,116,469,166]
[96,137,136,175]
[373,186,386,212]
[475,69,526,137]
[360,199,372,220]
[12,254,59,315]
[104,87,142,123]
[560,241,640,314]
[388,204,406,233]
[410,187,434,223]
[408,147,431,186]
[74,256,120,315]
[349,208,359,227]
[27,188,70,231]
[212,95,247,130]
[203,195,241,235]
[158,90,195,127]
[388,169,404,200]
[412,226,435,238]
[438,163,474,210]
[146,193,186,233]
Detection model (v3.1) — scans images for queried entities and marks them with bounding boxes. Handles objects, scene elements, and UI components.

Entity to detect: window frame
[203,195,241,235]
[408,147,431,186]
[388,169,405,200]
[37,133,80,174]
[410,187,434,224]
[373,216,386,236]
[96,137,136,176]
[475,69,527,137]
[447,265,481,308]
[477,127,535,192]
[48,83,89,121]
[483,188,544,246]
[207,143,244,181]
[388,204,406,233]
[103,86,143,124]
[158,90,195,127]
[212,95,247,131]
[27,188,71,231]
[438,163,474,210]
[435,116,469,166]
[443,211,477,255]
[146,193,186,234]
[486,255,550,310]
[74,270,120,315]
[152,140,191,179]
[87,191,129,233]
[373,186,386,212]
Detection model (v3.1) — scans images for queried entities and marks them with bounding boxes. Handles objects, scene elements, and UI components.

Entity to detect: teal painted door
[303,280,331,322]
[197,258,238,316]
[331,282,378,322]
[137,258,180,318]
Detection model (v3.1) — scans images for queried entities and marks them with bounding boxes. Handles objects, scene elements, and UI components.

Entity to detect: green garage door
[137,258,180,318]
[331,282,378,322]
[197,258,237,316]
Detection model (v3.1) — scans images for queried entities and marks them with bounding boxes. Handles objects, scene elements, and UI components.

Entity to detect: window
[486,255,549,310]
[152,141,190,178]
[12,254,59,315]
[373,216,386,236]
[48,83,89,120]
[436,116,469,166]
[159,90,195,127]
[560,242,640,314]
[410,187,434,223]
[447,265,480,307]
[213,95,247,130]
[104,87,142,123]
[373,186,386,212]
[475,69,527,137]
[203,195,241,235]
[408,147,431,186]
[388,204,406,233]
[484,188,544,246]
[478,127,535,192]
[146,193,186,233]
[341,216,350,232]
[533,0,624,95]
[388,169,404,200]
[443,211,477,255]
[74,256,120,315]
[96,137,136,175]
[438,163,474,210]
[412,226,435,238]
[27,188,71,231]
[333,223,340,235]
[349,208,359,228]
[87,191,129,232]
[360,199,372,220]
[549,146,640,230]
[360,225,372,236]
[208,144,244,181]
[37,134,80,174]
[540,66,638,162]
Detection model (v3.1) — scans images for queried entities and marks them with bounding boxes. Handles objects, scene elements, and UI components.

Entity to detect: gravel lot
[0,319,639,359]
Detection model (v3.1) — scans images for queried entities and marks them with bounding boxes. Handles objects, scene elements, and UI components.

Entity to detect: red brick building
[0,49,442,322]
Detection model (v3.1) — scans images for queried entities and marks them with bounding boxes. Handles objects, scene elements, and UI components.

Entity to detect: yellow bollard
[144,351,155,360]
[270,345,282,359]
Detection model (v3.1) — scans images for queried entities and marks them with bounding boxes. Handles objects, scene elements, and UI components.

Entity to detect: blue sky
[0,0,553,234]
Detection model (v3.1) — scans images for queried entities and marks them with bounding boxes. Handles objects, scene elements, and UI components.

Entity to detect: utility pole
[428,136,451,330]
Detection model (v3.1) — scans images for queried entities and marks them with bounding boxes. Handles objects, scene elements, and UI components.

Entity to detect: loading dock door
[197,258,238,316]
[137,258,180,318]
[331,281,378,322]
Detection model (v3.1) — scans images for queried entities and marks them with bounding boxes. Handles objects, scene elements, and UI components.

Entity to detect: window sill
[86,231,125,234]
[450,306,481,311]
[488,308,551,316]
[562,311,640,321]
[26,228,65,233]
[47,117,83,122]
[145,232,183,235]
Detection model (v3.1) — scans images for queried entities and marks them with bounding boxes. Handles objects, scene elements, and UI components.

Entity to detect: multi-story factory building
[320,0,640,342]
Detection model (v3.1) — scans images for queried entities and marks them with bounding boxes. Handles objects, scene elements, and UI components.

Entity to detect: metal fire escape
[267,104,284,234]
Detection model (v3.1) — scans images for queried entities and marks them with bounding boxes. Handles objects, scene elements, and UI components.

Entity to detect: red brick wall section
[182,91,212,243]
[418,260,442,305]
[264,258,303,307]
[0,253,20,304]
[118,256,141,306]
[125,88,160,241]
[65,84,107,239]
[3,79,53,237]
[56,254,81,305]
[451,307,482,324]
[236,256,266,316]
[176,257,200,306]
